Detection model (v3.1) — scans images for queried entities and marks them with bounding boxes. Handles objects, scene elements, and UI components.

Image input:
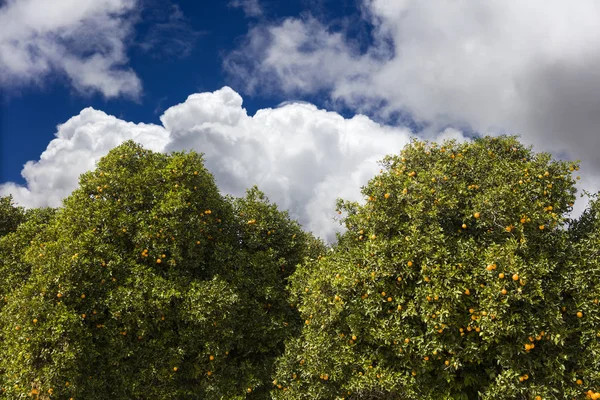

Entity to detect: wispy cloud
[228,0,263,18]
[0,0,141,99]
[137,3,203,60]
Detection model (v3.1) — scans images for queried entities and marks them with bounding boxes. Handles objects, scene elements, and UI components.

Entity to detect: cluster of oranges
[586,390,600,399]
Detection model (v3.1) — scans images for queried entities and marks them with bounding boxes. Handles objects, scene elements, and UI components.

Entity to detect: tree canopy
[1,136,599,399]
[0,141,323,399]
[272,136,598,399]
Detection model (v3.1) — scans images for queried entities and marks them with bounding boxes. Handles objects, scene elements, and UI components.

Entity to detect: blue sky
[1,0,599,241]
[1,0,376,185]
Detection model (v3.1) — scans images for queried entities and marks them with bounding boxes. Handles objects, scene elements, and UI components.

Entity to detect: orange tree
[270,136,598,399]
[0,141,323,399]
[0,195,26,237]
[567,195,600,400]
[0,202,57,303]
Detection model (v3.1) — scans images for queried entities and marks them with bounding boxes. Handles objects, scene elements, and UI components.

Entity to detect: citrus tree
[271,136,597,399]
[0,195,26,237]
[0,141,323,399]
[0,204,57,303]
[566,195,600,400]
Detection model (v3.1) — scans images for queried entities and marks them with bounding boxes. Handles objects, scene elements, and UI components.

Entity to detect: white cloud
[224,1,600,206]
[1,87,439,242]
[0,108,169,208]
[0,0,141,98]
[161,88,415,240]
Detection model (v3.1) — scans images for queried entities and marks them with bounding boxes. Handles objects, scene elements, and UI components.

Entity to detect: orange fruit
[577,311,583,318]
[512,274,519,281]
[462,224,467,229]
[474,212,480,218]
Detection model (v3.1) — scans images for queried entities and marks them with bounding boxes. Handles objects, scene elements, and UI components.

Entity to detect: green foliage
[0,206,56,302]
[0,141,323,399]
[0,195,26,237]
[271,136,597,399]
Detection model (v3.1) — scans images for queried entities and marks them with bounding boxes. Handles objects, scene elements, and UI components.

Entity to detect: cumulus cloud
[0,0,141,98]
[161,87,414,240]
[0,108,169,208]
[1,87,442,241]
[224,1,600,206]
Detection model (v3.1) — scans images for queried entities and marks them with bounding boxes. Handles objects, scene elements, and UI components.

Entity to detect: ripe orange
[407,261,413,267]
[209,355,214,361]
[501,289,507,295]
[173,367,178,372]
[512,274,519,281]
[156,259,162,264]
[474,212,480,218]
[464,289,470,295]
[462,224,467,229]
[499,272,505,279]
[577,311,583,318]
[384,193,390,199]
